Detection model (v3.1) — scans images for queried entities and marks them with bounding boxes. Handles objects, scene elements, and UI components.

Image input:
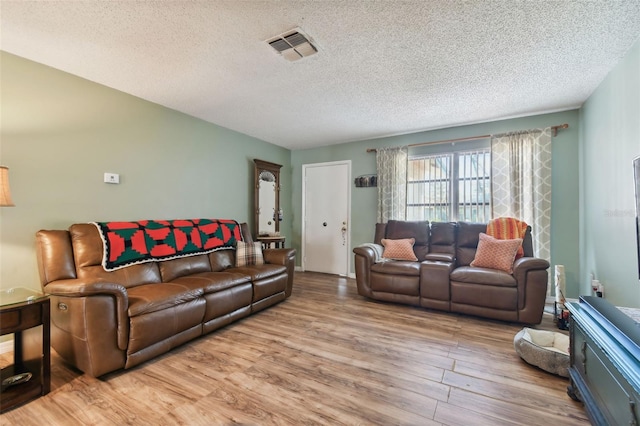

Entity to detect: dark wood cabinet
[566,296,640,425]
[0,295,50,412]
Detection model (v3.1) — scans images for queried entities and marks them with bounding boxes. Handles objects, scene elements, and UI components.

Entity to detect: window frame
[407,146,491,222]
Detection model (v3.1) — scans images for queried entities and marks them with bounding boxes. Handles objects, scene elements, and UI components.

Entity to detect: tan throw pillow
[235,241,264,267]
[381,238,418,261]
[470,233,522,274]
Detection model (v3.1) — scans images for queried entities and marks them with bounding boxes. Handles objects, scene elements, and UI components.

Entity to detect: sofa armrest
[353,243,384,264]
[424,253,455,263]
[420,260,454,303]
[512,257,550,324]
[513,257,550,281]
[263,248,296,266]
[353,244,384,297]
[44,279,129,350]
[263,248,296,297]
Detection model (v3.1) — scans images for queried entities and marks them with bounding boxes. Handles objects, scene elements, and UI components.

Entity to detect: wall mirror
[254,159,282,238]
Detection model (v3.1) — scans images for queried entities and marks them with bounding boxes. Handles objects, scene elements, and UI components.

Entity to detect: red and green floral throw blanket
[93,219,243,271]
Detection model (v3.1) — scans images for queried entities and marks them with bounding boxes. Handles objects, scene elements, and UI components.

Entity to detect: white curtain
[376,146,408,223]
[491,128,552,262]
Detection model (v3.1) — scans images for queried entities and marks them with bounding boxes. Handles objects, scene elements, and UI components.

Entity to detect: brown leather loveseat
[353,220,549,324]
[35,221,295,377]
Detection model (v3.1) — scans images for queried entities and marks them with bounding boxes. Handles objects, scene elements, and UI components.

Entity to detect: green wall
[0,51,292,293]
[580,38,640,308]
[3,37,639,308]
[291,110,582,299]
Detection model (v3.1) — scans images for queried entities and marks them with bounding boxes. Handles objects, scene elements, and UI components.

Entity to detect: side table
[0,288,50,413]
[257,236,285,249]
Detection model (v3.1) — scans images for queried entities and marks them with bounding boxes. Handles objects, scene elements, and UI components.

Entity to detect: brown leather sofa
[35,222,295,377]
[353,220,550,324]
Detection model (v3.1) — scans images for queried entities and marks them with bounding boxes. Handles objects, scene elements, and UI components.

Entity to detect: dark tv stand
[566,296,640,425]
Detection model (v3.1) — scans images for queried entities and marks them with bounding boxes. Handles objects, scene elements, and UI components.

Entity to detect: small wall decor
[355,174,377,187]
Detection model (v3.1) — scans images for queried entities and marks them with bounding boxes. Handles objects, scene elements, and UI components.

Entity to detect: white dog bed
[513,328,570,377]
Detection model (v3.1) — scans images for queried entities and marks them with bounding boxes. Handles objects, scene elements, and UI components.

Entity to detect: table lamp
[0,166,14,207]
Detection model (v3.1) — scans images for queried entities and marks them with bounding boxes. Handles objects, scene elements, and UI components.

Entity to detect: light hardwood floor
[1,272,588,425]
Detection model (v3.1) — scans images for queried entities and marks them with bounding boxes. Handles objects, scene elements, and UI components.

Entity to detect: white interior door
[303,161,351,275]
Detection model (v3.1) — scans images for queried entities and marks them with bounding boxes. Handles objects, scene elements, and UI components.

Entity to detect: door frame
[301,160,352,276]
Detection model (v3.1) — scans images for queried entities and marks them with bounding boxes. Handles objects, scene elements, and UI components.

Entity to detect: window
[407,149,491,222]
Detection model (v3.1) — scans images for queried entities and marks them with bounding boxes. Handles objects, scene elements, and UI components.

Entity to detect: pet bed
[513,327,569,377]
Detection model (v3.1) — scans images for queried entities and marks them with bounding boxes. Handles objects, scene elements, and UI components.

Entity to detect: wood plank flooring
[0,272,588,425]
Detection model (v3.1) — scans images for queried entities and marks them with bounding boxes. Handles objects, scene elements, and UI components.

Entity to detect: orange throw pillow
[486,217,528,259]
[381,238,418,261]
[471,233,522,274]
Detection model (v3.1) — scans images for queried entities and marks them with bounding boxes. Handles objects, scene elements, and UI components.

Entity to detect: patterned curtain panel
[491,128,552,263]
[376,146,408,223]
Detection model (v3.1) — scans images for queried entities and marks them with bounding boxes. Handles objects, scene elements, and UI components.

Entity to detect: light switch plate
[104,173,120,184]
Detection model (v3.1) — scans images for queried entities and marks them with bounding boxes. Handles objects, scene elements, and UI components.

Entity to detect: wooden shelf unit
[0,296,51,413]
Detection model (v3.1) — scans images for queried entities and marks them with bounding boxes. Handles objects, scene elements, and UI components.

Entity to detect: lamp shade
[0,166,15,207]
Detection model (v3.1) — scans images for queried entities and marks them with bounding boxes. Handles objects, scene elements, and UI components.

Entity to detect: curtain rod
[366,123,569,153]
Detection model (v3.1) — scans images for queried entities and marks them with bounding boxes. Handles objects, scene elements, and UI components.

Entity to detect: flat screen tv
[635,156,640,280]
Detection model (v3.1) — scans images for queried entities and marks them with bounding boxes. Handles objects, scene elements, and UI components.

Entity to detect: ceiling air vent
[267,29,318,62]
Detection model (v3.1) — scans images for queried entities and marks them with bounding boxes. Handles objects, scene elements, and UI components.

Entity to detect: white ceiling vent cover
[267,28,318,62]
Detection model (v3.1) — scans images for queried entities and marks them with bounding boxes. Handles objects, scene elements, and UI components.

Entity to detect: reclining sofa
[35,220,295,377]
[353,220,549,324]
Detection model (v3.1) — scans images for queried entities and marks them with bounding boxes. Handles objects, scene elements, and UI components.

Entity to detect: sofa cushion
[127,283,204,317]
[209,250,235,271]
[159,254,212,282]
[371,260,421,276]
[370,273,420,296]
[385,220,429,260]
[127,298,206,355]
[235,241,264,267]
[424,253,455,262]
[231,264,287,281]
[471,233,522,274]
[70,223,163,287]
[77,265,163,292]
[36,230,77,283]
[455,222,487,266]
[385,220,429,242]
[169,271,251,294]
[451,282,517,310]
[253,274,288,302]
[374,223,387,245]
[381,238,418,261]
[451,266,517,287]
[429,222,456,256]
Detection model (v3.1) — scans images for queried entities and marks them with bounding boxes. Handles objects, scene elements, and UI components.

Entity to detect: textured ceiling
[1,1,640,150]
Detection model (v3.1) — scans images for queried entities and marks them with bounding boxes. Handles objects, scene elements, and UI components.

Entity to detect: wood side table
[0,288,50,413]
[257,236,285,249]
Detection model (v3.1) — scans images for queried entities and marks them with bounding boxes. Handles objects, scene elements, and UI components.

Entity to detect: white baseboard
[293,266,355,279]
[0,339,13,354]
